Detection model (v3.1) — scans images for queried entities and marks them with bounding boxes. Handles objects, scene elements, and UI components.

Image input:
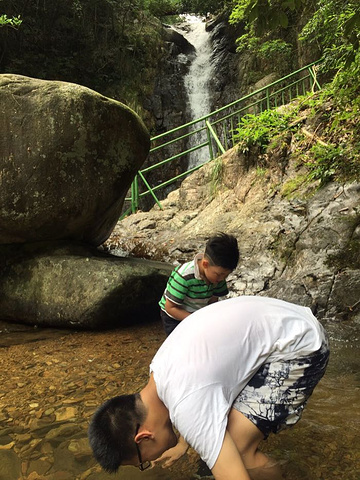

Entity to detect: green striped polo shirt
[159,253,229,318]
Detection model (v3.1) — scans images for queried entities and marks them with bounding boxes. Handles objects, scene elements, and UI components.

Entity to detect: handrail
[121,60,322,218]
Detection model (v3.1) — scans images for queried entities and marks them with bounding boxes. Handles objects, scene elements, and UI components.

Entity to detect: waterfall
[177,15,214,169]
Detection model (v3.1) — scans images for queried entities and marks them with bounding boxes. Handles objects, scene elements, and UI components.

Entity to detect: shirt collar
[194,252,204,280]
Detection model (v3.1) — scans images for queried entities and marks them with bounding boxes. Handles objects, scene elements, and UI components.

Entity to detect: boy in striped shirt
[159,232,239,335]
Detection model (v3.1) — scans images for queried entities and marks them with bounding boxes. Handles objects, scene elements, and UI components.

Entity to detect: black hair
[205,232,239,271]
[88,394,142,473]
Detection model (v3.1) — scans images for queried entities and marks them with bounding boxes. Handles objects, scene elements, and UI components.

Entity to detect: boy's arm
[165,298,191,321]
[211,431,251,480]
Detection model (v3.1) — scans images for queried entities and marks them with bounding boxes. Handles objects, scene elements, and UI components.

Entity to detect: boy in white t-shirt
[88,296,329,480]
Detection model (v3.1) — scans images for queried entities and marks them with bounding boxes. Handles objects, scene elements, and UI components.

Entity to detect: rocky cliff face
[206,12,322,112]
[105,137,360,324]
[138,25,195,210]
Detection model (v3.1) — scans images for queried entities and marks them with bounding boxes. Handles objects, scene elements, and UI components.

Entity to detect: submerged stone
[0,241,172,329]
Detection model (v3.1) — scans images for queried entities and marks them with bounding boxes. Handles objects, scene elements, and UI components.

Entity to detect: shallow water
[267,319,360,480]
[0,318,359,480]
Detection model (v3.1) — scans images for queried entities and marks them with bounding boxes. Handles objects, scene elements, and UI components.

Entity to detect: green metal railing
[122,60,322,217]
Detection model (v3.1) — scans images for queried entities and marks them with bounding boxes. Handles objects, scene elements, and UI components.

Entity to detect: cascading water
[178,15,214,169]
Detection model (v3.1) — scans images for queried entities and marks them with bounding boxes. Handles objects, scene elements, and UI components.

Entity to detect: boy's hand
[151,436,189,468]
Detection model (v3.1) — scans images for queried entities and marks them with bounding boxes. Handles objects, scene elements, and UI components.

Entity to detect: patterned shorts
[232,339,330,439]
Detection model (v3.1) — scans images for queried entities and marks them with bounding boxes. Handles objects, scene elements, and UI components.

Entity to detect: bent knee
[227,408,264,457]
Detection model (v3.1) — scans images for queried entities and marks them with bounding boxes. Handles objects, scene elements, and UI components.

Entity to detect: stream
[0,315,359,480]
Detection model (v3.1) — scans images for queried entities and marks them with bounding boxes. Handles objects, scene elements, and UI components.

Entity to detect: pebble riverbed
[0,322,201,480]
[0,318,359,480]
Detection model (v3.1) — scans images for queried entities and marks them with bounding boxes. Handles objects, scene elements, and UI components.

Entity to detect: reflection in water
[0,319,359,479]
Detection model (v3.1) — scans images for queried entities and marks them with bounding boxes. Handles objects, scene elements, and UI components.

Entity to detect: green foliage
[146,0,180,17]
[330,50,360,104]
[179,0,228,15]
[297,60,360,184]
[300,0,360,73]
[0,14,22,27]
[145,0,229,16]
[306,142,360,184]
[229,0,360,188]
[229,1,301,75]
[229,0,306,34]
[233,109,291,153]
[235,33,260,54]
[230,0,360,77]
[0,0,164,114]
[236,35,292,73]
[258,39,292,63]
[306,144,345,184]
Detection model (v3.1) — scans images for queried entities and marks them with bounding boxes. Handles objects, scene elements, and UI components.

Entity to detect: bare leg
[227,408,284,480]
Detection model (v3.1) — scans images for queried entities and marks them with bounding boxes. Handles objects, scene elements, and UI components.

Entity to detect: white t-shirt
[150,296,326,469]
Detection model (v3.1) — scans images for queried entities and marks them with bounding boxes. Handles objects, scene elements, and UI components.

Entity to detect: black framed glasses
[135,424,151,471]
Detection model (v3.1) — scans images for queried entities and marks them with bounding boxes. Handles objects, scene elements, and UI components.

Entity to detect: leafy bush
[235,33,260,54]
[147,0,179,17]
[233,109,291,153]
[236,36,292,73]
[306,144,345,184]
[0,14,22,27]
[0,0,164,115]
[300,0,360,73]
[258,39,292,64]
[229,0,306,34]
[179,0,227,15]
[306,143,360,184]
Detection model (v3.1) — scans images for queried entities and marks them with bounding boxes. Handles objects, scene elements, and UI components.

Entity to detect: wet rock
[0,241,172,329]
[28,456,52,476]
[0,449,21,480]
[163,26,195,55]
[54,407,78,423]
[45,425,82,442]
[67,438,92,460]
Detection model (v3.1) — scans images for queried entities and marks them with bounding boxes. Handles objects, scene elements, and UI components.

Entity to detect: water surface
[0,318,359,480]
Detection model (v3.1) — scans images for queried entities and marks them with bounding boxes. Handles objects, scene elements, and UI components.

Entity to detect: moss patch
[280,174,309,199]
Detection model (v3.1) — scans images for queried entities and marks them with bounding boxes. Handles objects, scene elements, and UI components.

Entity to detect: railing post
[266,87,270,110]
[131,175,138,214]
[309,65,321,92]
[206,120,226,155]
[138,171,163,210]
[206,121,214,160]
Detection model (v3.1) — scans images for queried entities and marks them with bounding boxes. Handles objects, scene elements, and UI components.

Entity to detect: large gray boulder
[0,242,172,329]
[0,74,150,246]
